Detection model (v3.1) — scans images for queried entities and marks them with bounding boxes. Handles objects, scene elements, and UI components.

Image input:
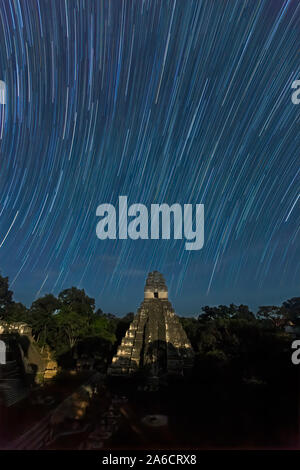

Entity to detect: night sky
[0,0,299,315]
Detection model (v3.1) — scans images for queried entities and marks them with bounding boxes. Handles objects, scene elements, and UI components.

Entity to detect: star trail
[0,0,299,315]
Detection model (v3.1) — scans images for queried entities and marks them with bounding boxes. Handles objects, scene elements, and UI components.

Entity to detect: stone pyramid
[108,271,194,380]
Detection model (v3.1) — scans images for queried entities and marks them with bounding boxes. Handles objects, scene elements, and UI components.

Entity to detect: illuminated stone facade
[108,271,194,380]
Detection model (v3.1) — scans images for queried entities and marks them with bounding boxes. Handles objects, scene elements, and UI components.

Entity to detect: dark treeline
[175,302,299,446]
[0,271,299,380]
[0,272,134,369]
[1,271,299,448]
[180,301,299,385]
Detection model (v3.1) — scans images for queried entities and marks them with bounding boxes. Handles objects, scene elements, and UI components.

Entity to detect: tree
[257,305,287,328]
[55,307,90,351]
[87,315,116,343]
[29,294,61,349]
[0,273,13,318]
[199,305,232,322]
[0,273,28,323]
[58,287,95,316]
[232,304,255,321]
[179,316,200,350]
[282,297,300,325]
[6,302,28,323]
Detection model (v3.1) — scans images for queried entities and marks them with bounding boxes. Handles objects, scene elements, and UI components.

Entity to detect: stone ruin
[0,322,58,406]
[108,271,194,383]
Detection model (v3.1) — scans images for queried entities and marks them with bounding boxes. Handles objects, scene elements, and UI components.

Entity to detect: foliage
[0,273,13,318]
[28,294,61,348]
[283,297,300,325]
[0,271,298,383]
[5,302,29,323]
[257,305,287,328]
[58,287,95,316]
[180,301,296,386]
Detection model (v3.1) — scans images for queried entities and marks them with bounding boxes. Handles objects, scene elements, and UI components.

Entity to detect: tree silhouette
[0,273,13,318]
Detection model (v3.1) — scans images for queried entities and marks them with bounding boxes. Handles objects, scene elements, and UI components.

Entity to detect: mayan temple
[108,271,194,383]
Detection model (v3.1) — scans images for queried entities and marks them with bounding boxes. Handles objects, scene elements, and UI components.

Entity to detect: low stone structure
[108,271,194,382]
[42,347,59,380]
[0,321,58,406]
[0,322,32,336]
